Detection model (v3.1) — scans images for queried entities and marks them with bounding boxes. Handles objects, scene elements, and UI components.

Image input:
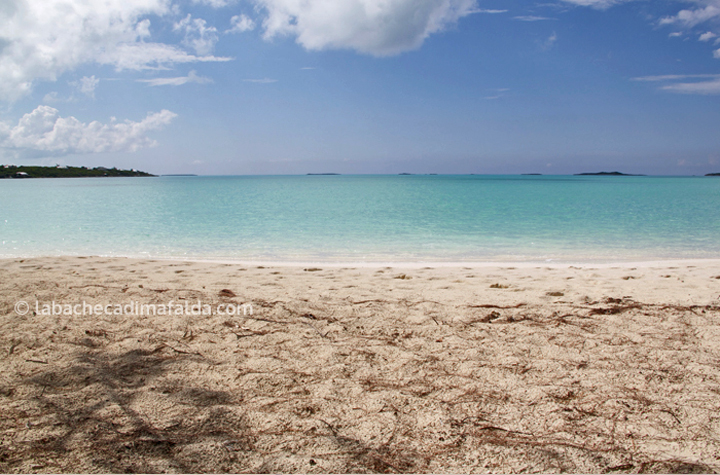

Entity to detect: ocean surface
[1,175,719,263]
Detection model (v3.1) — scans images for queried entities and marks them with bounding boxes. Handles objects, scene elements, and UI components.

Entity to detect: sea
[1,175,719,263]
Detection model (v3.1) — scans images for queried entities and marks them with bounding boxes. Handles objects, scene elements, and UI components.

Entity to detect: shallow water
[2,175,719,262]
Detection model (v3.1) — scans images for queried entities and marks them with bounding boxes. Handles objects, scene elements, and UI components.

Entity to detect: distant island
[706,173,720,176]
[574,171,645,176]
[1,165,155,179]
[522,173,543,176]
[307,173,341,175]
[162,174,198,177]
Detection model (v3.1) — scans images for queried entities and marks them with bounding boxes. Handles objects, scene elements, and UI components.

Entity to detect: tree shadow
[5,346,254,473]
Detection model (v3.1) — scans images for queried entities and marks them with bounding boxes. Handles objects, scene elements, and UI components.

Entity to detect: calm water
[1,175,719,262]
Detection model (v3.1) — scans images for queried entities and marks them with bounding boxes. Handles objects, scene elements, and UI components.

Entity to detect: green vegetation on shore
[0,165,155,179]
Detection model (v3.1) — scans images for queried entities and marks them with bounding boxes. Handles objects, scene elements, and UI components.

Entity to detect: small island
[0,165,155,179]
[574,171,645,176]
[307,173,341,176]
[706,173,720,177]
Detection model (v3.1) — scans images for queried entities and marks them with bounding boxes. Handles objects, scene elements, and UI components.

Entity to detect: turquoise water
[1,175,719,262]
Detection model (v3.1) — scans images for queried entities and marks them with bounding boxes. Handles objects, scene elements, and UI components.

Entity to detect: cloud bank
[0,0,229,101]
[0,106,177,156]
[250,0,479,56]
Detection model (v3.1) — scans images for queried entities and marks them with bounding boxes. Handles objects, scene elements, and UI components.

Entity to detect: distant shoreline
[0,165,154,179]
[5,170,720,178]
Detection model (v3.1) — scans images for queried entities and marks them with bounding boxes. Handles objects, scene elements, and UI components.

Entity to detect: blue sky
[1,0,720,175]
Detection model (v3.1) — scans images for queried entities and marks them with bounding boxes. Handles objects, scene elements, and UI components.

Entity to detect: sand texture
[1,256,720,473]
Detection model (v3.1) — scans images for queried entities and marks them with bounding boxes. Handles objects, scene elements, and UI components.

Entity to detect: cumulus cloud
[562,0,720,61]
[656,2,720,58]
[0,106,177,155]
[250,0,479,56]
[699,31,718,41]
[227,14,256,33]
[0,0,230,101]
[174,14,220,55]
[138,70,212,86]
[660,4,720,27]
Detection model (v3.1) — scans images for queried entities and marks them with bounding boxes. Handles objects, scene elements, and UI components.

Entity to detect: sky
[1,0,720,175]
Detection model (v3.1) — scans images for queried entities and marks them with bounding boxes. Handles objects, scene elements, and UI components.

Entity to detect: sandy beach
[1,256,719,473]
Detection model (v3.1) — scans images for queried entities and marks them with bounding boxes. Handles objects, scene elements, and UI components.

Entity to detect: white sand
[1,256,719,473]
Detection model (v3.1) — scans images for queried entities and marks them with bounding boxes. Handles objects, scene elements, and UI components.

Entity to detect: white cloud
[0,105,177,155]
[77,75,100,98]
[660,4,720,27]
[699,31,717,41]
[632,73,720,95]
[95,43,231,71]
[251,0,479,56]
[174,15,220,56]
[192,0,234,7]
[227,14,256,33]
[542,32,558,50]
[483,87,509,100]
[138,70,212,86]
[562,0,720,63]
[559,0,630,8]
[513,15,555,21]
[632,73,720,81]
[655,2,720,59]
[661,78,720,94]
[0,0,230,101]
[470,9,507,14]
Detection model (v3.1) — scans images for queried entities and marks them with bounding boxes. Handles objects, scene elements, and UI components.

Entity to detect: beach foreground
[1,257,719,473]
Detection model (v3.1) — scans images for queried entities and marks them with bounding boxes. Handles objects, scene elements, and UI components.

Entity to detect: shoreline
[4,254,720,269]
[1,256,719,472]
